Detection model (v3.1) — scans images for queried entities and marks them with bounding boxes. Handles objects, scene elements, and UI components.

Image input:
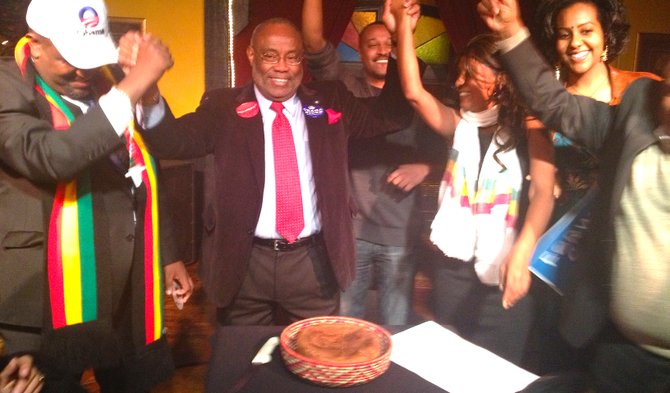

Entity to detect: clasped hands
[116,31,173,106]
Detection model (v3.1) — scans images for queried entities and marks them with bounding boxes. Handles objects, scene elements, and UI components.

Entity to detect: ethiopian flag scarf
[15,38,165,355]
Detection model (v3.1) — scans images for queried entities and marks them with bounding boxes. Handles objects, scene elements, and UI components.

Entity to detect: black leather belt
[253,233,321,251]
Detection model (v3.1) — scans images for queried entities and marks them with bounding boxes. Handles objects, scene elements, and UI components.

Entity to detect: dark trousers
[217,239,339,326]
[520,328,670,393]
[590,328,670,393]
[430,256,534,366]
[526,279,579,374]
[41,366,151,393]
[41,339,173,393]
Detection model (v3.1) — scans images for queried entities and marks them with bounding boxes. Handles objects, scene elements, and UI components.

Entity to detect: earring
[554,64,561,80]
[491,85,501,100]
[601,45,609,62]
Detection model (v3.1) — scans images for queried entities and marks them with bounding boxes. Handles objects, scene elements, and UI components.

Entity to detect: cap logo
[79,7,100,29]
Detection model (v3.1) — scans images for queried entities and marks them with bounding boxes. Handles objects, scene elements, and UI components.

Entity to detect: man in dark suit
[0,0,192,391]
[133,17,413,328]
[478,1,670,392]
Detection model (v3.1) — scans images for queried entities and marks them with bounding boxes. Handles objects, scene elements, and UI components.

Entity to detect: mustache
[62,70,94,83]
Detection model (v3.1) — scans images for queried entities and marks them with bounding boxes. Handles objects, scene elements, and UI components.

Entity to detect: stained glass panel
[336,5,449,65]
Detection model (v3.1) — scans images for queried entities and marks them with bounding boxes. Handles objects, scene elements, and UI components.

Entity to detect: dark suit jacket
[499,38,662,347]
[144,59,413,308]
[0,59,178,354]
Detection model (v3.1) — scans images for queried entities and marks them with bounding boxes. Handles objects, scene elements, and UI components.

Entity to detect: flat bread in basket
[280,316,392,387]
[294,323,382,363]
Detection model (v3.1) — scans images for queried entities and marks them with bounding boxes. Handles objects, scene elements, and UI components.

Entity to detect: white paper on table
[391,321,539,393]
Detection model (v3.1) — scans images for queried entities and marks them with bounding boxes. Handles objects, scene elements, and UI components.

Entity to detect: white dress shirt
[253,87,322,239]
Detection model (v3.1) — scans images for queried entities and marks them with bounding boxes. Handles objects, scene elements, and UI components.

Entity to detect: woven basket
[279,316,392,387]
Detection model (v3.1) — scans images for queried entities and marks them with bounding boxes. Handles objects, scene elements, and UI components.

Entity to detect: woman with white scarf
[386,0,555,366]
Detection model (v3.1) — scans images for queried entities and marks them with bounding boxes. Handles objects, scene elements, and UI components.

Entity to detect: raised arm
[477,0,524,40]
[302,0,327,53]
[116,31,173,106]
[385,0,460,138]
[477,0,611,151]
[302,0,342,81]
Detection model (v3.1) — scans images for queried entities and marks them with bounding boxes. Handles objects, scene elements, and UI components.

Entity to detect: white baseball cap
[26,0,118,69]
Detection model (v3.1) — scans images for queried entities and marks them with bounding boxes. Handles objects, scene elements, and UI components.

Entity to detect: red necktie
[270,102,304,243]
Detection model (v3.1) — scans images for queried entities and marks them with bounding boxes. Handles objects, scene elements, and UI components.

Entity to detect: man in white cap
[0,0,192,391]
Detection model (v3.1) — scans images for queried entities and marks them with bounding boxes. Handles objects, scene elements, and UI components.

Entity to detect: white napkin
[391,321,539,393]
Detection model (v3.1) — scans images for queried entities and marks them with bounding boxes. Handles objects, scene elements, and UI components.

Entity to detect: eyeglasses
[256,50,303,66]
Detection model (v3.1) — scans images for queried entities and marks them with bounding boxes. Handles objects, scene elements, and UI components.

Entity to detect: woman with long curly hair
[386,0,555,365]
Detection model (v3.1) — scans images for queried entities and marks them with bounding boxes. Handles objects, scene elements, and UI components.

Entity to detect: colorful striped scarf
[15,37,163,345]
[430,114,523,285]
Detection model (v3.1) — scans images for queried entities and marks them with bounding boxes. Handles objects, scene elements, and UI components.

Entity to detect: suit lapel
[298,85,327,176]
[235,85,266,193]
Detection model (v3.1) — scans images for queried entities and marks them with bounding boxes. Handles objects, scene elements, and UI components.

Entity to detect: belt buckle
[272,239,282,251]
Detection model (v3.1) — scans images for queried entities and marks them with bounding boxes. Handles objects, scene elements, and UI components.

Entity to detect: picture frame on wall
[108,16,146,44]
[634,32,670,76]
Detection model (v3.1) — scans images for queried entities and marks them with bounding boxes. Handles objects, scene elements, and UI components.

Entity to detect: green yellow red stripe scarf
[15,37,163,344]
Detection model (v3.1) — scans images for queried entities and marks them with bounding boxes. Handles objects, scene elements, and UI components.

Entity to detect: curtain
[436,0,487,54]
[232,0,356,86]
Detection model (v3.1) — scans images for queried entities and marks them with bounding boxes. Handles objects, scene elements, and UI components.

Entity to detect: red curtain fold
[436,0,488,54]
[232,0,356,86]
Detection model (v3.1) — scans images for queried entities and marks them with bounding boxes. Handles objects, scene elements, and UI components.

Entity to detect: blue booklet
[530,189,596,295]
